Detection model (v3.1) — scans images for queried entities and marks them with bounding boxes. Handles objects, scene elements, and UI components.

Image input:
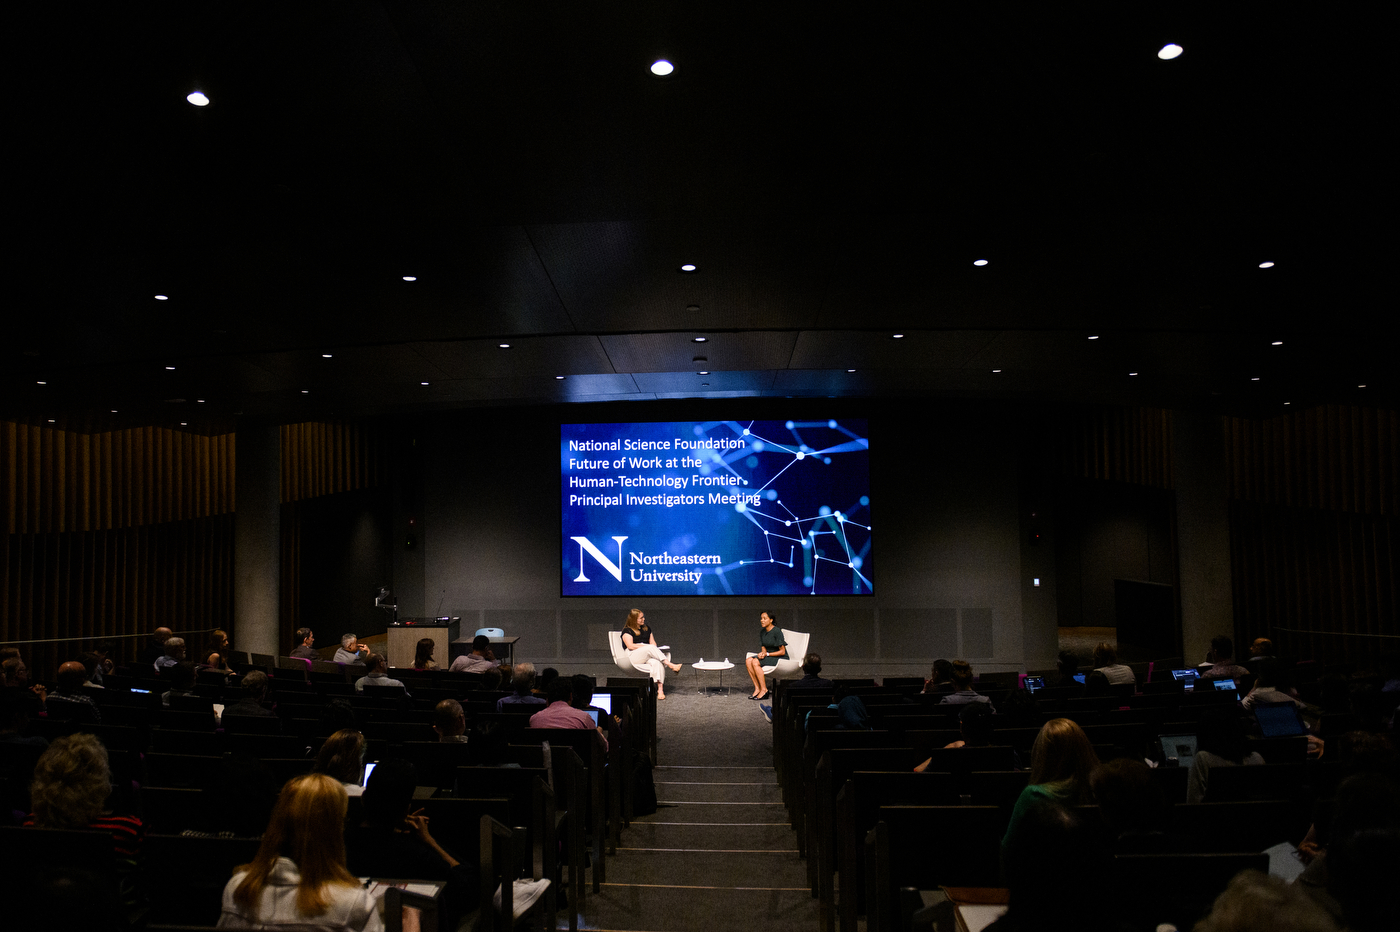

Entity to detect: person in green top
[1001,718,1099,862]
[744,611,786,701]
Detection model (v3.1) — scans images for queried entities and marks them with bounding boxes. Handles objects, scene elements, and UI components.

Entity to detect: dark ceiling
[7,3,1392,433]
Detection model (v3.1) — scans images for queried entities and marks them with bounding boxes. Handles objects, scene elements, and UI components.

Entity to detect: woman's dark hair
[538,667,559,692]
[313,729,366,784]
[958,702,994,746]
[362,759,418,830]
[763,610,776,624]
[414,638,435,668]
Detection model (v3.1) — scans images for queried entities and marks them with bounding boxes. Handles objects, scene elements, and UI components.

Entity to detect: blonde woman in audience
[1001,718,1098,859]
[218,772,383,930]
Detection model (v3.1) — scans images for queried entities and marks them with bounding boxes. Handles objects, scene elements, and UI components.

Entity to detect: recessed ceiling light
[686,304,700,311]
[499,343,511,349]
[698,371,709,375]
[402,276,417,282]
[111,410,118,413]
[1251,377,1261,381]
[847,369,856,373]
[186,91,210,106]
[1088,335,1100,340]
[48,419,55,423]
[700,383,709,387]
[1284,402,1291,405]
[321,353,332,358]
[892,334,904,339]
[651,60,674,76]
[679,264,698,272]
[1271,341,1283,346]
[197,399,205,403]
[992,369,1002,373]
[693,337,707,343]
[154,295,169,301]
[1158,44,1184,60]
[180,422,187,426]
[1129,372,1139,376]
[555,376,566,380]
[421,381,430,386]
[1258,261,1275,269]
[36,381,46,385]
[165,366,176,370]
[1359,384,1367,388]
[301,390,309,394]
[973,259,989,267]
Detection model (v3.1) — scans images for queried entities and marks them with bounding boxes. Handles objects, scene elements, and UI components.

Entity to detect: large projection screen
[561,419,871,596]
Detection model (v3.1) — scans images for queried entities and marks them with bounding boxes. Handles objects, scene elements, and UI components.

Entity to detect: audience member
[0,687,46,747]
[78,651,106,688]
[1247,637,1276,662]
[161,660,200,707]
[790,653,834,689]
[1240,658,1304,711]
[314,729,368,796]
[1194,869,1339,932]
[940,659,996,712]
[448,634,497,673]
[412,637,438,671]
[914,702,997,772]
[466,719,521,768]
[529,678,608,751]
[1049,650,1083,688]
[1200,635,1251,683]
[223,670,279,722]
[217,773,382,931]
[154,635,185,673]
[290,627,319,660]
[353,653,406,694]
[1315,772,1400,932]
[1188,708,1264,803]
[537,667,560,696]
[140,626,172,666]
[1001,718,1098,860]
[46,660,102,723]
[497,662,546,711]
[332,634,370,665]
[1090,758,1172,851]
[922,658,954,694]
[985,799,1096,932]
[345,760,481,929]
[3,656,45,705]
[434,699,469,742]
[480,666,504,691]
[25,733,145,923]
[1091,641,1136,686]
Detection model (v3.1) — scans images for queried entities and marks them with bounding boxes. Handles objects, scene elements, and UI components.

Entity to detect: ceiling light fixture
[402,276,417,282]
[847,369,856,373]
[154,295,169,301]
[421,381,429,386]
[197,399,205,403]
[1251,377,1261,381]
[186,91,210,106]
[1359,384,1367,388]
[180,422,187,426]
[48,419,55,423]
[111,409,118,413]
[321,353,332,358]
[165,366,175,370]
[1258,261,1275,269]
[300,390,309,394]
[499,343,511,349]
[1129,372,1139,376]
[679,264,698,272]
[992,369,1002,373]
[555,376,566,380]
[1158,44,1184,60]
[650,60,674,76]
[1088,335,1100,340]
[973,259,989,267]
[698,371,709,375]
[37,381,46,385]
[692,337,707,343]
[892,333,904,339]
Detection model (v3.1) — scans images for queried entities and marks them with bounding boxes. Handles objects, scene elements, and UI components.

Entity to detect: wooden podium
[386,618,460,670]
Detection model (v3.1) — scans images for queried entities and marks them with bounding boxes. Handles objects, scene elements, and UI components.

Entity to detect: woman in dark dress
[744,611,786,701]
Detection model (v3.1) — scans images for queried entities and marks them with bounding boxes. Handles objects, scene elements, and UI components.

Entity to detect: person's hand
[759,650,768,659]
[30,684,47,702]
[402,809,433,842]
[1297,839,1324,864]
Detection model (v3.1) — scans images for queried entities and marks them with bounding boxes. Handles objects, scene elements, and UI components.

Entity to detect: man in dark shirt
[1201,635,1251,683]
[289,628,319,660]
[222,670,278,722]
[140,627,173,667]
[46,661,102,723]
[789,653,834,689]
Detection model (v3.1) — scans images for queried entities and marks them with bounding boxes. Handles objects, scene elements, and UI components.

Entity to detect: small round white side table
[691,660,736,697]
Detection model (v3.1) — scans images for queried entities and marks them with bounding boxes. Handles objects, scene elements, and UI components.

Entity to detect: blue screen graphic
[561,419,871,596]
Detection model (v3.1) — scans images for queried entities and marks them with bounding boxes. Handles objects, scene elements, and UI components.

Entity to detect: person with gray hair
[333,633,370,665]
[154,636,185,673]
[496,662,546,711]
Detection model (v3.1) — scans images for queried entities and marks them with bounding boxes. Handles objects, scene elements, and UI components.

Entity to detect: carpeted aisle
[566,681,820,931]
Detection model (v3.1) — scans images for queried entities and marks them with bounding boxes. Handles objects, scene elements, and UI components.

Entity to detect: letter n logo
[571,535,628,582]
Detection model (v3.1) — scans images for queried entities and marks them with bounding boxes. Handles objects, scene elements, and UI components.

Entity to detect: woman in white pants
[621,608,682,699]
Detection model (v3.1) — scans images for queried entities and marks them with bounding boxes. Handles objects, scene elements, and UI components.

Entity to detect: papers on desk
[956,904,1008,932]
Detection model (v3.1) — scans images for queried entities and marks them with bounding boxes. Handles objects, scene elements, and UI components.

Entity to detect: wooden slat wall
[1057,406,1174,489]
[2,422,235,533]
[1226,406,1399,665]
[281,420,386,503]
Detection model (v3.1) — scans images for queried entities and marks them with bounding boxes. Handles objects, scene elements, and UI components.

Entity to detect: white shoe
[494,878,551,920]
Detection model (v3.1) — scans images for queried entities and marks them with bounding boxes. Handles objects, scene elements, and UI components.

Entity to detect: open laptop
[1254,701,1308,738]
[1022,675,1045,694]
[1212,677,1241,700]
[1171,668,1200,691]
[1159,733,1198,769]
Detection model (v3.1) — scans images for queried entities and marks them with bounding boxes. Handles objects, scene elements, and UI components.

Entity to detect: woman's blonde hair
[30,733,111,828]
[233,773,358,915]
[624,609,643,634]
[1028,718,1099,803]
[312,729,366,785]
